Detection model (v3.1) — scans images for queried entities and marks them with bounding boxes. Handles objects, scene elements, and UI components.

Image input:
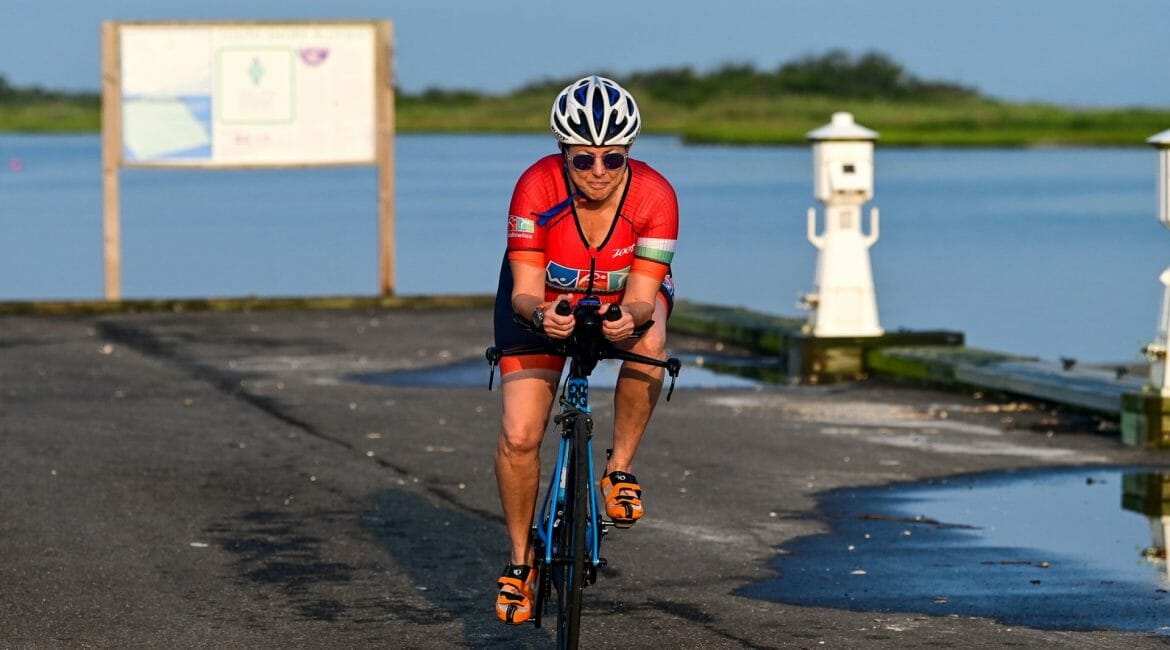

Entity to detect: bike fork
[563,377,606,577]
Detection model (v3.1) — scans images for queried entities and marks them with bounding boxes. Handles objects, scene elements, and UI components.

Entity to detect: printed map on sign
[217,49,295,124]
[120,24,376,166]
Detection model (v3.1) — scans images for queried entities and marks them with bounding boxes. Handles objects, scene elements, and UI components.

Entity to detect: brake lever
[665,357,681,401]
[486,346,501,390]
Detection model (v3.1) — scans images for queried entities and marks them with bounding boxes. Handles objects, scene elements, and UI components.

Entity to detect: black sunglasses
[568,151,627,172]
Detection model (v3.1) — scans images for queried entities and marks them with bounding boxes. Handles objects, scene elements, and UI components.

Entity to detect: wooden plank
[100,22,122,300]
[376,20,396,295]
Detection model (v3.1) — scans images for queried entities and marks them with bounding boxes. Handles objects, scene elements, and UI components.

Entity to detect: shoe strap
[498,564,533,590]
[604,471,641,496]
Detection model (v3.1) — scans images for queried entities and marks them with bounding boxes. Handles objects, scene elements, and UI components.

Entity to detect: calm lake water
[0,133,1166,363]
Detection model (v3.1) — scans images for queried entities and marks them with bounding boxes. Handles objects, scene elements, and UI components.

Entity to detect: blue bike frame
[535,375,603,572]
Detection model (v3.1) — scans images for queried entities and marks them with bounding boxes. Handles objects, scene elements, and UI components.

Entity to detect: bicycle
[486,295,681,649]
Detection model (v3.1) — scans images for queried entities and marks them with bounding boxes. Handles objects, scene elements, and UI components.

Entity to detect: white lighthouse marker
[800,112,883,337]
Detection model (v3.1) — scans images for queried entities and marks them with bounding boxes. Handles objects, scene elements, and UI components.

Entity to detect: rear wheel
[554,415,588,649]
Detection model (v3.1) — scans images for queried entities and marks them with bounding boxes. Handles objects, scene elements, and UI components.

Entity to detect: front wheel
[554,414,589,649]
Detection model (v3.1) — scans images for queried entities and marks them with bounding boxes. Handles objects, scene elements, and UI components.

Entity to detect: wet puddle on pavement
[739,466,1170,633]
[351,352,776,390]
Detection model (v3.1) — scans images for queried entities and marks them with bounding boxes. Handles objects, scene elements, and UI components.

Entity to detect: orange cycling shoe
[601,471,643,528]
[495,564,537,624]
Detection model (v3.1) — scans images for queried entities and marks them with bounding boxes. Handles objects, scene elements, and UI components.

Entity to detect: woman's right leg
[492,254,562,565]
[495,368,560,565]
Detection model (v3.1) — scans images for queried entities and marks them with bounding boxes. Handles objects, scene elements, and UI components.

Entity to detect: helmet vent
[549,75,641,147]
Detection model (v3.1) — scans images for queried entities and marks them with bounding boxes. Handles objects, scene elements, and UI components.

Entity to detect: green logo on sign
[248,57,265,85]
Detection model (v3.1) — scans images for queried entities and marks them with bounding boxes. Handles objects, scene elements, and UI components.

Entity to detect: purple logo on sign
[299,48,330,66]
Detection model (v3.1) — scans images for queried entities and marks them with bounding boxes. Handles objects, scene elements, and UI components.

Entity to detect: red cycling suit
[497,153,679,374]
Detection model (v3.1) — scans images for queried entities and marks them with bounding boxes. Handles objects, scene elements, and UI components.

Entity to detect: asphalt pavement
[2,306,1168,649]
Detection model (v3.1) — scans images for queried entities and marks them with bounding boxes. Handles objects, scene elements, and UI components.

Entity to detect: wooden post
[376,21,396,296]
[100,22,122,301]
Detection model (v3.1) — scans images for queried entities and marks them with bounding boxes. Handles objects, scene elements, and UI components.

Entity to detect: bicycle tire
[555,414,589,649]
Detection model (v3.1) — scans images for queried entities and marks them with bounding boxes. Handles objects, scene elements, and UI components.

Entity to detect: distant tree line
[2,50,980,108]
[0,75,99,106]
[514,50,982,105]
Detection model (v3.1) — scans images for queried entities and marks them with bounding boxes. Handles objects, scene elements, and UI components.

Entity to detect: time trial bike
[486,296,680,648]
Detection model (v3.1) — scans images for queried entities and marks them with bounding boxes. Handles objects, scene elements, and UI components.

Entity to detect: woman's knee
[627,321,667,359]
[497,370,558,456]
[632,296,670,358]
[498,416,545,456]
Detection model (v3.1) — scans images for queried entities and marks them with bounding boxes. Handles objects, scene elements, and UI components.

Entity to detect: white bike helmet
[550,75,641,147]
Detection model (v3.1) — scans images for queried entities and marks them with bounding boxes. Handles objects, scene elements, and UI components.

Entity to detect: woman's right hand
[541,294,575,339]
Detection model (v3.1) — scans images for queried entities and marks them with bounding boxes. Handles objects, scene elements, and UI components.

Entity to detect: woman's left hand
[600,303,636,342]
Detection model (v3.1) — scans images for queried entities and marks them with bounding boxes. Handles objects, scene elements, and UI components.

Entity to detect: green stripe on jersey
[635,237,675,264]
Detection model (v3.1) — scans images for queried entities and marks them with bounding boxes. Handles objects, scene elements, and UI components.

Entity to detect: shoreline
[4,126,1165,148]
[1,129,1162,150]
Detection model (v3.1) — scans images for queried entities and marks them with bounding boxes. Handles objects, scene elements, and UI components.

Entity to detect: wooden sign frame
[100,20,395,299]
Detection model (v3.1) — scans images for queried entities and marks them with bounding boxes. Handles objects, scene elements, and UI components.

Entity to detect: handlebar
[486,296,681,400]
[605,303,622,322]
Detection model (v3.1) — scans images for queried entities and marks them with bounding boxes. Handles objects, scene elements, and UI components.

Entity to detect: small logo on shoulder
[508,215,535,234]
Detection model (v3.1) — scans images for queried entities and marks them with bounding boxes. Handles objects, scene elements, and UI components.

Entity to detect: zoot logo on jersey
[611,244,635,258]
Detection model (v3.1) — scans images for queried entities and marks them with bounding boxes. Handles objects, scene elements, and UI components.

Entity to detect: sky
[0,0,1168,108]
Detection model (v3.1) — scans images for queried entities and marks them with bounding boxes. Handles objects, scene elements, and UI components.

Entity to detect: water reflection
[739,466,1170,632]
[691,353,786,385]
[1123,472,1170,574]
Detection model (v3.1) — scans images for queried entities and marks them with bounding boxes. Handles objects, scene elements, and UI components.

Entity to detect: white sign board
[119,23,377,166]
[101,21,395,301]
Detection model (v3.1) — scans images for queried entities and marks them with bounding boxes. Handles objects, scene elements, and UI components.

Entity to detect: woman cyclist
[492,75,680,624]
